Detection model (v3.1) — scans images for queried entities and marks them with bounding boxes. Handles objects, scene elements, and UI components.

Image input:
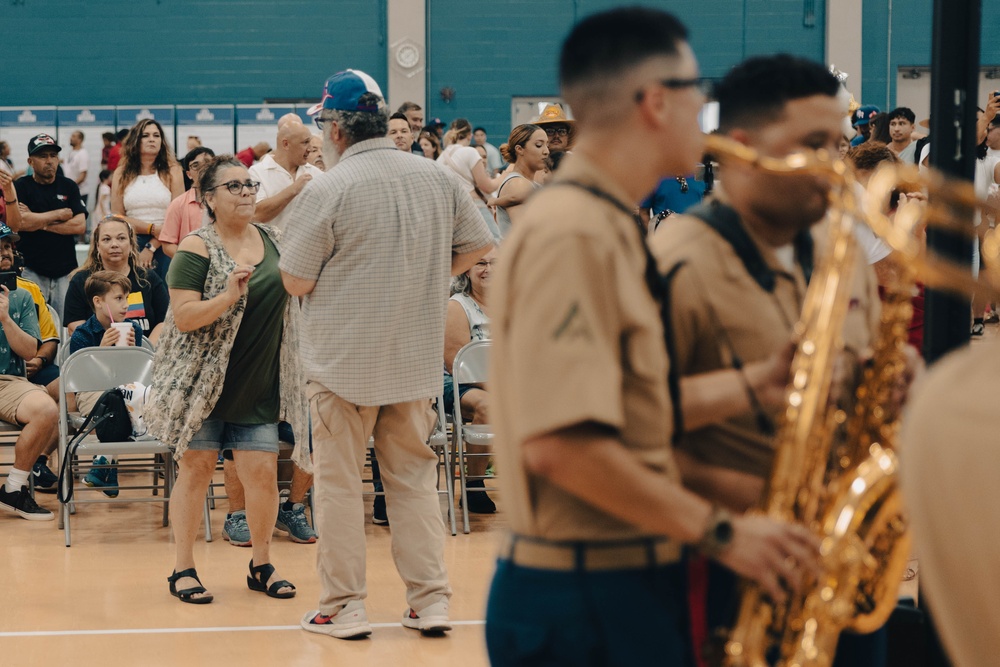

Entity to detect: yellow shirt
[17,276,59,343]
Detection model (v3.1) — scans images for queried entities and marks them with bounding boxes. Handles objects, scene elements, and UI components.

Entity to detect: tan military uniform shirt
[900,342,1000,667]
[650,197,879,478]
[491,154,680,542]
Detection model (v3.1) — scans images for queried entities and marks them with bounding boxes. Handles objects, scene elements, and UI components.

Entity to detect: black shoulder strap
[555,180,684,440]
[685,200,813,289]
[659,261,687,444]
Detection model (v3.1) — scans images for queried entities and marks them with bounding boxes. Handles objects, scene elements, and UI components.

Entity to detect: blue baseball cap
[307,69,384,116]
[852,105,880,127]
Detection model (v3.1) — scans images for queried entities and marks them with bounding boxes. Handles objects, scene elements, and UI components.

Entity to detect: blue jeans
[486,558,691,667]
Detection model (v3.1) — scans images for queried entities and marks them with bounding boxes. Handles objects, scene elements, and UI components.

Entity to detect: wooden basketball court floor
[2,476,503,667]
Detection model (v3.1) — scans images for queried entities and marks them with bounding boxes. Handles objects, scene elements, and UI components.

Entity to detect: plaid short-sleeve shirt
[279,137,493,406]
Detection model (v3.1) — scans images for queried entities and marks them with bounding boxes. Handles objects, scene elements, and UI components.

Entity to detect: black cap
[0,223,21,243]
[27,133,62,156]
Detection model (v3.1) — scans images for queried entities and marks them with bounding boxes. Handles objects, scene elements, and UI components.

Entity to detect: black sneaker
[461,480,497,514]
[372,494,389,525]
[0,485,55,521]
[32,456,58,493]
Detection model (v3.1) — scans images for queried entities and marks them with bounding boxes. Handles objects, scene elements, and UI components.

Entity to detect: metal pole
[922,0,981,365]
[918,3,981,666]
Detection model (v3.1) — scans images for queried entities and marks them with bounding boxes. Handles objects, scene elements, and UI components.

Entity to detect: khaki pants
[307,382,451,615]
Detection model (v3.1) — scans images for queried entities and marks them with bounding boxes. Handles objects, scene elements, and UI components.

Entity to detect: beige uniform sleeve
[503,233,626,441]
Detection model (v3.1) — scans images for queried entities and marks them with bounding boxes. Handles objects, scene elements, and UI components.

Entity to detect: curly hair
[318,93,389,147]
[77,215,149,288]
[116,119,177,193]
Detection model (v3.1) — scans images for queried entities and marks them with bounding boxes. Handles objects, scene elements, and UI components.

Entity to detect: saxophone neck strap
[685,199,814,290]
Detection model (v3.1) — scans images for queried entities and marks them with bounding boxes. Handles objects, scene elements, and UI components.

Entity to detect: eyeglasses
[543,127,569,138]
[314,115,336,131]
[474,260,495,269]
[635,77,713,102]
[210,180,261,195]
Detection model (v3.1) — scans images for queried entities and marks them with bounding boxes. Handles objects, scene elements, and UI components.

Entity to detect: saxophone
[700,135,914,667]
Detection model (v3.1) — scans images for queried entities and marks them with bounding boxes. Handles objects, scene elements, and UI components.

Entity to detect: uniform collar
[550,153,636,215]
[694,189,813,289]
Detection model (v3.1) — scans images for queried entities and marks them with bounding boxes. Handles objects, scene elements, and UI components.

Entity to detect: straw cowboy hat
[532,103,577,150]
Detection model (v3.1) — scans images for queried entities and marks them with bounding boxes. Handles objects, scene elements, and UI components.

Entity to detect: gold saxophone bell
[699,133,999,667]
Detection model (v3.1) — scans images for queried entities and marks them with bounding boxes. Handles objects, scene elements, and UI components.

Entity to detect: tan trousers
[307,382,452,615]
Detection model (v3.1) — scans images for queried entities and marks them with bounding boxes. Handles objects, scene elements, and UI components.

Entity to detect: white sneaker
[401,601,452,634]
[300,600,372,639]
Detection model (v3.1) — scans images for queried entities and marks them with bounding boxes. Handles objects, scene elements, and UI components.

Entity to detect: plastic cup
[110,322,131,347]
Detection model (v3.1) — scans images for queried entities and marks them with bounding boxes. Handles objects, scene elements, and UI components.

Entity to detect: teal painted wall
[862,0,1000,110]
[425,0,826,139]
[3,0,387,105]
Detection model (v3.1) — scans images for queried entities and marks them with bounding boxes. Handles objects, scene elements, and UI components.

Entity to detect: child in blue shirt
[69,270,143,353]
[68,270,143,497]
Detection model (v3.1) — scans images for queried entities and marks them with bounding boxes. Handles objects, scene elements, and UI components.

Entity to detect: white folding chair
[363,399,456,533]
[57,346,175,546]
[450,339,494,534]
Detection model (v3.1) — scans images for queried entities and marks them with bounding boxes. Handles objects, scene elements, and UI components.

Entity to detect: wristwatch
[696,505,735,558]
[143,241,154,251]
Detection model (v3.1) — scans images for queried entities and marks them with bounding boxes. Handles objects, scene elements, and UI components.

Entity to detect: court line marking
[1,620,486,638]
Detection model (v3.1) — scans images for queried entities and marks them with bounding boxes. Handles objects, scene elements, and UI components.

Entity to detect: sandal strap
[168,568,201,584]
[268,579,296,595]
[249,560,276,585]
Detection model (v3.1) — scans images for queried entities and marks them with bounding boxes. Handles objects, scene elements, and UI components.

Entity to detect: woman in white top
[490,124,549,238]
[111,119,183,282]
[437,119,503,240]
[444,248,496,514]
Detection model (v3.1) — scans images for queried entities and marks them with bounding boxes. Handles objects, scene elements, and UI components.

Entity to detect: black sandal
[247,559,296,599]
[168,568,214,604]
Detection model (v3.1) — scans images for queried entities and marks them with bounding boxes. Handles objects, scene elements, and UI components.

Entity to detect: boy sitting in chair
[68,270,143,496]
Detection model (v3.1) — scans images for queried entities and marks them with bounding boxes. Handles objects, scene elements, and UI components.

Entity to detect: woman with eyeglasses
[443,247,497,514]
[111,119,184,283]
[145,155,309,605]
[63,215,170,344]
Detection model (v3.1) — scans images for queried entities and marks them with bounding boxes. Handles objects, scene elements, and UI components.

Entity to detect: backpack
[56,388,134,503]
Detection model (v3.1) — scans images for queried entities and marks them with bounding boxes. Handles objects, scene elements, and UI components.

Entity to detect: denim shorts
[186,419,279,456]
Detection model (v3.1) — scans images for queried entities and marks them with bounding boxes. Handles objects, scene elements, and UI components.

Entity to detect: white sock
[6,467,30,493]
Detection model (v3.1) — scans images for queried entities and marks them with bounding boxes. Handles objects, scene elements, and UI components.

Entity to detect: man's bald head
[276,122,313,168]
[278,113,303,130]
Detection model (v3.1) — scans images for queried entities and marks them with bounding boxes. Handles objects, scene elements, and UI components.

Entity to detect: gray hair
[450,273,472,297]
[318,93,389,146]
[198,155,245,221]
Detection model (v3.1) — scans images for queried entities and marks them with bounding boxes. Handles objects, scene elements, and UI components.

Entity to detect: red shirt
[107,144,122,171]
[237,147,255,168]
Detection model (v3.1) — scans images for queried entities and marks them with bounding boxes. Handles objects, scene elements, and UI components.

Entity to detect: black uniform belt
[500,533,682,572]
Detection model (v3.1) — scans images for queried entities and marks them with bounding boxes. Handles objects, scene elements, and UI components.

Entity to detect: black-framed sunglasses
[543,126,570,138]
[314,116,331,131]
[210,180,261,195]
[635,77,713,101]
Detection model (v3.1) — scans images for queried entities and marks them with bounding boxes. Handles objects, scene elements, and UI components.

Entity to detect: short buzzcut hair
[389,112,409,123]
[885,107,916,124]
[716,54,840,132]
[559,7,688,93]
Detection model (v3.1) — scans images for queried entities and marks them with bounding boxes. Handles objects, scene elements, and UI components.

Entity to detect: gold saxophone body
[701,135,917,667]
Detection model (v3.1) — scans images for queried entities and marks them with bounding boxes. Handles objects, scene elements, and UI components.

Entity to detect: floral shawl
[144,222,311,472]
